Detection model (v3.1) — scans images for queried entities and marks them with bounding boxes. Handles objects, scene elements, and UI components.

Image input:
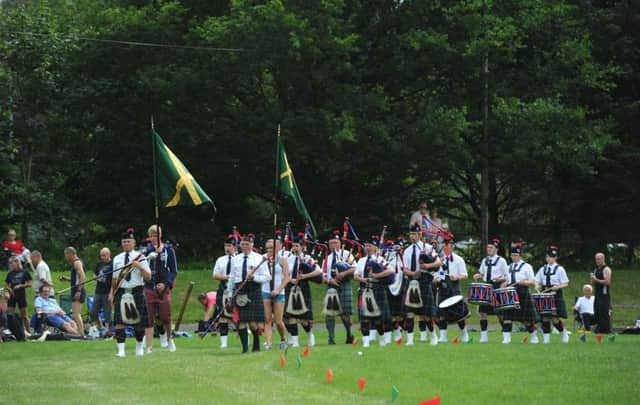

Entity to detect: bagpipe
[297,255,324,284]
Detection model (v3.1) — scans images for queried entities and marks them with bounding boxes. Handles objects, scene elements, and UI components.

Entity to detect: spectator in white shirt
[30,251,54,296]
[574,284,595,331]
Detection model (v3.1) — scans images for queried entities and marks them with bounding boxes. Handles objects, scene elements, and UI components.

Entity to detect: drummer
[472,238,508,343]
[500,242,539,344]
[435,236,470,343]
[535,245,570,344]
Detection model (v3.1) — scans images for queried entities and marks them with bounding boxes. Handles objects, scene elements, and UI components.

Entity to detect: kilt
[215,283,232,320]
[360,282,391,321]
[436,280,461,318]
[478,282,502,316]
[284,281,313,320]
[550,289,567,319]
[387,278,406,318]
[502,286,538,323]
[404,274,435,317]
[113,286,149,327]
[327,280,353,316]
[234,281,264,322]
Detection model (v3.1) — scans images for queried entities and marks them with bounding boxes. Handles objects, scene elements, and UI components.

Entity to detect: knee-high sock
[302,323,312,333]
[115,328,126,344]
[341,318,352,337]
[134,328,145,342]
[251,327,260,351]
[326,317,336,341]
[361,321,370,338]
[480,319,488,331]
[553,320,564,332]
[457,320,466,330]
[438,320,447,330]
[286,323,298,336]
[239,328,249,352]
[418,320,427,332]
[427,319,434,332]
[542,321,551,334]
[406,318,415,333]
[219,323,229,336]
[502,322,512,332]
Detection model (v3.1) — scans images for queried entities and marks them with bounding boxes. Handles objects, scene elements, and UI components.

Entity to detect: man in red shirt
[2,229,25,257]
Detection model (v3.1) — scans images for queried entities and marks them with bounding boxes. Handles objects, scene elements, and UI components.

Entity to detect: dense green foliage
[1,0,638,265]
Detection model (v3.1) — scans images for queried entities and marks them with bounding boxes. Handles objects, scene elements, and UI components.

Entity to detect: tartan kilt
[215,283,232,320]
[234,281,264,322]
[361,283,391,321]
[478,282,502,316]
[327,280,353,316]
[502,286,538,323]
[284,281,313,320]
[113,286,149,327]
[405,275,435,317]
[386,279,406,317]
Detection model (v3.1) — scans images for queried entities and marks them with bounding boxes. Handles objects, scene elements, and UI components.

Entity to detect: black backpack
[6,313,26,341]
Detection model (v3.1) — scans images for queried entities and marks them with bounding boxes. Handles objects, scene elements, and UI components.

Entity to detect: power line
[2,30,244,52]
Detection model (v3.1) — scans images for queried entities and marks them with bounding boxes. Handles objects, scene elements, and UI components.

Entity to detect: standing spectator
[409,201,430,229]
[430,207,443,228]
[5,256,32,332]
[64,247,86,336]
[592,252,612,334]
[2,229,25,257]
[30,251,54,296]
[574,284,595,332]
[92,248,113,335]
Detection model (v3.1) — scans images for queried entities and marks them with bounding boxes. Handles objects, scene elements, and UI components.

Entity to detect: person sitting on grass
[574,284,595,333]
[34,285,81,335]
[197,291,217,335]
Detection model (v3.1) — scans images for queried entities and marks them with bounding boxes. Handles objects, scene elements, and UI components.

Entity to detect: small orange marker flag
[280,353,286,369]
[452,336,460,344]
[596,335,603,343]
[396,337,403,345]
[522,335,529,344]
[358,377,366,392]
[352,337,360,347]
[326,368,334,384]
[302,345,310,357]
[419,395,441,405]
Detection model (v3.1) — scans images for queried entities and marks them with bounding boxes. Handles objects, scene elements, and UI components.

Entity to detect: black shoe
[346,335,354,344]
[328,339,336,345]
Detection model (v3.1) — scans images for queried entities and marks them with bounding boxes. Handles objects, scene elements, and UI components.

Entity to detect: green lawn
[1,331,638,404]
[40,268,640,329]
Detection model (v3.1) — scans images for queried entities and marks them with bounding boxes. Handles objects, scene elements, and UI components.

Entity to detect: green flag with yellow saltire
[152,129,214,208]
[276,135,316,238]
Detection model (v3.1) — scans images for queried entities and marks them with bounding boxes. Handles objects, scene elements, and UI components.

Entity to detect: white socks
[406,333,414,346]
[362,335,370,348]
[480,331,488,343]
[384,331,391,345]
[308,332,315,347]
[543,333,550,344]
[220,336,228,348]
[461,328,469,343]
[116,342,125,357]
[439,330,448,343]
[135,341,144,356]
[562,329,569,343]
[420,331,427,341]
[530,332,539,344]
[502,332,511,344]
[393,328,402,341]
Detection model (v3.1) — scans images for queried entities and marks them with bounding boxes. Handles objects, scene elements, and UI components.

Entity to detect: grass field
[3,267,639,404]
[40,267,640,329]
[1,330,638,404]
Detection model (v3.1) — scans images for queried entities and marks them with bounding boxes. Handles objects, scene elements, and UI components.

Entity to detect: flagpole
[273,124,281,265]
[151,116,161,296]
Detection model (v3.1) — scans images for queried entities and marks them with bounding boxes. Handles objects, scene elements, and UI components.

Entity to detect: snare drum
[438,295,471,323]
[531,292,556,315]
[467,283,494,305]
[493,287,520,311]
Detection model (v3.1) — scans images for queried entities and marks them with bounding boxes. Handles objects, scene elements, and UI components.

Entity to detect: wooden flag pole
[174,281,194,331]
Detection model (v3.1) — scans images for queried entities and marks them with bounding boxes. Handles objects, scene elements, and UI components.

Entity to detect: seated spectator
[197,291,217,334]
[30,251,54,296]
[574,284,595,332]
[34,285,80,335]
[5,256,32,332]
[2,229,30,266]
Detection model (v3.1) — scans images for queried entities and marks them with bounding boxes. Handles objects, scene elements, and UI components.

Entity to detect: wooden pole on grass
[174,281,194,331]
